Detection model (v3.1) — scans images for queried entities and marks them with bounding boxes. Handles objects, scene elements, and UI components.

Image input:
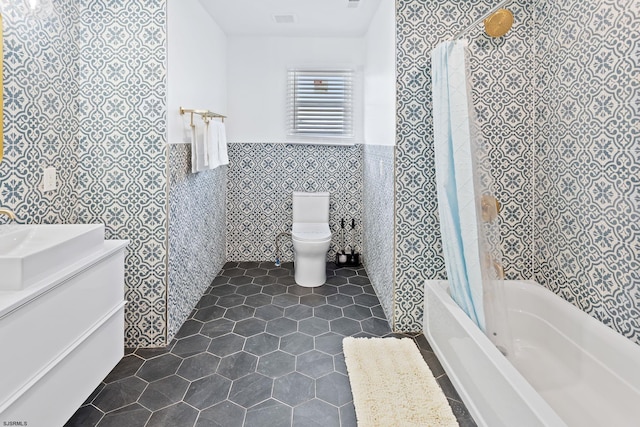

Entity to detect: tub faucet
[0,208,16,221]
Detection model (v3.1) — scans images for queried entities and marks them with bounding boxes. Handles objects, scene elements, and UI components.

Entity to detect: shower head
[483,8,513,38]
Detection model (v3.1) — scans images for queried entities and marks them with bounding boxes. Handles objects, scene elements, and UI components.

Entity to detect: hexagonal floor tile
[257,350,296,378]
[172,334,211,358]
[229,275,253,286]
[280,332,314,355]
[262,284,288,296]
[299,294,327,307]
[245,398,292,427]
[146,402,198,426]
[338,284,364,296]
[314,332,344,356]
[266,317,297,337]
[201,318,235,339]
[316,372,353,406]
[136,354,182,382]
[296,350,334,379]
[184,374,231,410]
[293,399,340,427]
[342,304,372,321]
[284,304,313,321]
[245,293,274,308]
[245,268,268,277]
[325,294,354,308]
[224,305,256,321]
[195,295,219,311]
[244,333,280,356]
[273,372,315,406]
[228,373,273,408]
[217,352,258,380]
[233,318,267,337]
[361,317,392,335]
[208,333,245,357]
[298,317,330,336]
[96,403,151,427]
[272,293,300,307]
[197,400,245,427]
[176,352,221,381]
[255,304,285,321]
[138,375,190,411]
[93,376,147,413]
[313,304,342,321]
[217,294,246,308]
[329,317,362,336]
[103,354,144,383]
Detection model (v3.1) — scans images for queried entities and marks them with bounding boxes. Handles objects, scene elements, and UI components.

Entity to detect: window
[288,70,353,138]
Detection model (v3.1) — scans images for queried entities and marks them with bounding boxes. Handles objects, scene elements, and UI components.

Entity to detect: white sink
[0,224,105,291]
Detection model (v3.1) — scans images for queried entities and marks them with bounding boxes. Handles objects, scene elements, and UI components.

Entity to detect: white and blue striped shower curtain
[431,40,486,331]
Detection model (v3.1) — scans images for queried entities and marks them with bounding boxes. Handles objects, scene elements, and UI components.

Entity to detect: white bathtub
[424,280,640,427]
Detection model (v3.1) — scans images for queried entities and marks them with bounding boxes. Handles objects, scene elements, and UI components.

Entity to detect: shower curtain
[431,40,489,331]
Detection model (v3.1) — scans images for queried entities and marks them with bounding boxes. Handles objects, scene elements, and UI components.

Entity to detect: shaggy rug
[343,337,459,427]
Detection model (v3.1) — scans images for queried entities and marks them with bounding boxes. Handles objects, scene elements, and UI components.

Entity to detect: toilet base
[294,256,326,287]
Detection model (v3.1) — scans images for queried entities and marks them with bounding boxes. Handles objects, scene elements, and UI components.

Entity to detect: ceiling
[198,0,383,37]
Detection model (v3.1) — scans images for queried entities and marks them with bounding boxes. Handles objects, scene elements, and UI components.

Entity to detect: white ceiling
[198,0,383,37]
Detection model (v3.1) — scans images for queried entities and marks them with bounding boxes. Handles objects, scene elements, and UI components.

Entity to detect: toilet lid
[292,223,332,242]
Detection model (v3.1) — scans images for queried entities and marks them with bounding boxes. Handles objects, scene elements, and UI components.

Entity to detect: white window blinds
[288,70,354,138]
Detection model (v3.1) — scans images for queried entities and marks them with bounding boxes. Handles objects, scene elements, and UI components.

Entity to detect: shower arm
[451,0,511,40]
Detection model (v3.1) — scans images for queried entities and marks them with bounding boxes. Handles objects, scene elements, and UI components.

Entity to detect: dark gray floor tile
[266,268,290,278]
[217,352,258,380]
[184,374,231,410]
[326,275,348,286]
[82,382,105,406]
[287,285,313,296]
[245,398,292,427]
[96,403,150,427]
[313,304,342,320]
[234,318,267,337]
[194,305,226,322]
[329,317,362,336]
[201,318,235,338]
[229,275,253,286]
[299,317,330,336]
[361,317,392,335]
[209,276,229,287]
[437,374,463,402]
[296,350,334,379]
[146,402,198,427]
[273,372,315,406]
[228,372,273,408]
[342,304,372,321]
[370,304,386,319]
[338,284,364,296]
[325,293,354,307]
[272,293,300,307]
[293,399,340,427]
[333,354,348,375]
[237,262,261,269]
[252,275,277,286]
[300,294,327,307]
[217,294,246,308]
[280,332,314,355]
[339,402,358,427]
[266,317,298,336]
[222,261,239,269]
[195,295,220,311]
[449,398,477,425]
[208,333,245,357]
[208,284,237,297]
[348,275,370,285]
[244,333,280,356]
[335,269,356,278]
[315,332,344,355]
[276,275,297,285]
[224,305,256,321]
[177,352,221,381]
[244,293,274,307]
[138,375,190,411]
[257,350,296,378]
[353,293,380,307]
[245,268,268,277]
[64,404,103,427]
[93,376,147,413]
[222,268,245,278]
[421,349,446,377]
[262,283,288,296]
[284,304,313,320]
[312,284,338,296]
[196,400,246,427]
[316,372,353,406]
[134,344,174,360]
[172,334,211,358]
[254,304,284,321]
[103,354,144,383]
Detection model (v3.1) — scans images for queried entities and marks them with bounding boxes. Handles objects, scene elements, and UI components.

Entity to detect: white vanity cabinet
[0,240,128,427]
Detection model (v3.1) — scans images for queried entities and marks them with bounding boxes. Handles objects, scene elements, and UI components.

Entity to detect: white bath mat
[343,337,459,427]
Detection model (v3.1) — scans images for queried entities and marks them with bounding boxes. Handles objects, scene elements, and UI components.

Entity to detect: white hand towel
[206,120,221,169]
[191,124,208,173]
[217,121,229,166]
[203,121,209,167]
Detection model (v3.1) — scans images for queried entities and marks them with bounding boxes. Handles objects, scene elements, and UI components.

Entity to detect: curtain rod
[451,0,511,40]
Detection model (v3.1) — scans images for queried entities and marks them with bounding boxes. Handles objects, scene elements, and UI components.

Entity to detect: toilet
[291,192,332,287]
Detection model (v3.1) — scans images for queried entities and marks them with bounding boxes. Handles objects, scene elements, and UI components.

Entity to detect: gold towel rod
[179,106,226,127]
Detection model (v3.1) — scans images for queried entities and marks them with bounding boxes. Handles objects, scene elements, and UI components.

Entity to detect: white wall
[364,0,396,146]
[226,36,365,143]
[167,0,227,144]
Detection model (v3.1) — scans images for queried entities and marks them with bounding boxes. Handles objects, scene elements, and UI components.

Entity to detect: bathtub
[424,280,640,427]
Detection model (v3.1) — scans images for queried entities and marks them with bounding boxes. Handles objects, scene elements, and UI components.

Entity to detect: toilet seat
[292,223,331,242]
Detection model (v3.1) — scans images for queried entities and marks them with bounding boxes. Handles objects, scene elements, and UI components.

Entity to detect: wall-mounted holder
[335,252,360,267]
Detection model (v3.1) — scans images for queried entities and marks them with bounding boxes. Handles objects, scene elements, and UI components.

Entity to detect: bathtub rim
[424,279,565,427]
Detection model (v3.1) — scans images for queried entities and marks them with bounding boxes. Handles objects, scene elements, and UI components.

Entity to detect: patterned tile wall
[363,144,396,323]
[0,1,79,224]
[534,0,640,344]
[168,144,227,342]
[227,143,363,263]
[394,0,534,331]
[74,0,168,347]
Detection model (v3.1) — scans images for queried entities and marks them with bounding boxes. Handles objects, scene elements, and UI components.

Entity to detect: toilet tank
[292,192,330,223]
